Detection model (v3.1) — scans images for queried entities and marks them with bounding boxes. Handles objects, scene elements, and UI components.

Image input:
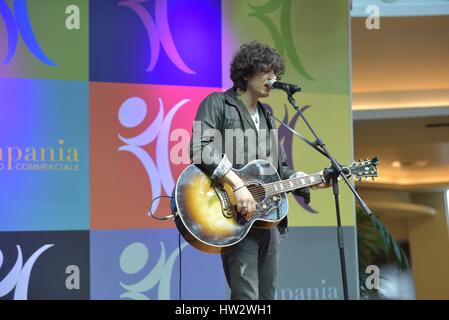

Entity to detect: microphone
[268,79,301,95]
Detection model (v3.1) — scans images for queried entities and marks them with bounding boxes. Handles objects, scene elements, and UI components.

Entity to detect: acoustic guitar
[174,158,378,253]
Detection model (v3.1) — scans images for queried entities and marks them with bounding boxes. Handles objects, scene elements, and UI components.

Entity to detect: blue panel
[89,0,222,87]
[277,226,359,300]
[90,229,227,300]
[0,78,89,231]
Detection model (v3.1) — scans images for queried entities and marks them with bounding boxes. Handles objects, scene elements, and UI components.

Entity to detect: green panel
[0,0,88,80]
[222,0,354,226]
[222,0,350,94]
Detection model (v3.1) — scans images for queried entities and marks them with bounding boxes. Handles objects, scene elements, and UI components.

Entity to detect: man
[190,41,322,300]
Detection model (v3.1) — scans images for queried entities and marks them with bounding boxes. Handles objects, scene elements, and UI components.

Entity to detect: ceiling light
[391,161,402,168]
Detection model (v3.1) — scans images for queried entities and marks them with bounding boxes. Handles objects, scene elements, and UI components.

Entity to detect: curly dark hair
[230,41,285,91]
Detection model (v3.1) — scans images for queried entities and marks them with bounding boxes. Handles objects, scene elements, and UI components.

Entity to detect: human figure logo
[119,241,187,299]
[263,103,318,214]
[248,0,314,80]
[118,96,190,213]
[118,0,195,74]
[0,244,54,300]
[0,0,57,65]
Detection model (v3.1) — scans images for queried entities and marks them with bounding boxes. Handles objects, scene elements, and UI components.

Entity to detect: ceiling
[352,15,449,109]
[351,15,449,190]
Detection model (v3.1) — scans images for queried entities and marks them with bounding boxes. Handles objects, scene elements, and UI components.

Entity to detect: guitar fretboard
[264,173,324,196]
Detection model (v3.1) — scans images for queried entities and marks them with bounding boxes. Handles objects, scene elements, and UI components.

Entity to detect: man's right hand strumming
[221,170,256,220]
[233,185,256,220]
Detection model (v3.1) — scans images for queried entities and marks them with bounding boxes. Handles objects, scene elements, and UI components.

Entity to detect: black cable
[148,195,174,220]
[148,194,181,299]
[178,231,182,300]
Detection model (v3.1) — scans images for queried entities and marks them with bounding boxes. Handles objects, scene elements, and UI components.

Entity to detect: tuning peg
[358,159,362,162]
[371,177,375,180]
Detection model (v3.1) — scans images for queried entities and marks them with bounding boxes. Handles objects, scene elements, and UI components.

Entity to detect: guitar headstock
[347,156,379,181]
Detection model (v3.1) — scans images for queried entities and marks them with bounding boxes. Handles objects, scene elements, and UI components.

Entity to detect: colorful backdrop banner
[0,0,357,300]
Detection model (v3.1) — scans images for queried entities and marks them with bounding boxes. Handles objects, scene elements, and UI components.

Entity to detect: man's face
[245,70,276,98]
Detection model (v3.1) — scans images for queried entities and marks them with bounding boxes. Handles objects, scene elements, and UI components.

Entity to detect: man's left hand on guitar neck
[291,171,332,190]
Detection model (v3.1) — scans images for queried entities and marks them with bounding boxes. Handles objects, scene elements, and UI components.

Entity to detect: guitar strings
[244,174,324,198]
[226,164,370,201]
[250,182,321,198]
[248,181,319,197]
[244,179,325,199]
[225,173,326,201]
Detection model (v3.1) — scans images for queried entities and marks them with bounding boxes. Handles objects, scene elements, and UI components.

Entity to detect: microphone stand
[282,92,373,300]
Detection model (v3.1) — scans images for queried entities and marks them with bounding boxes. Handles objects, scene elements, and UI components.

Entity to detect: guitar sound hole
[246,183,266,203]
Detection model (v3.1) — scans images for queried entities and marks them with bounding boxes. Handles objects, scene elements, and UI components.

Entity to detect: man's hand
[291,170,332,190]
[314,170,333,189]
[220,169,256,221]
[233,185,256,220]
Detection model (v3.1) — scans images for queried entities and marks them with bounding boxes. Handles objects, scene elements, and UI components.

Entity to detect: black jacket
[189,88,310,231]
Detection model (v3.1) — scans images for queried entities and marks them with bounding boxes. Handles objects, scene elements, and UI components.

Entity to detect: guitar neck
[263,173,324,196]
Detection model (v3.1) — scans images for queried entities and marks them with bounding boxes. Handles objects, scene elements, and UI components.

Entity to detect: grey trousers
[221,227,281,300]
